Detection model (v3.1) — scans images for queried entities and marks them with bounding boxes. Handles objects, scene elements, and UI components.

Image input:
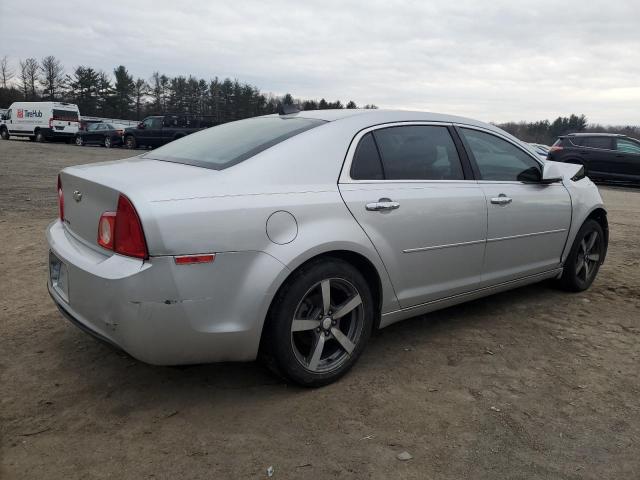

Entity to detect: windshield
[143,116,326,170]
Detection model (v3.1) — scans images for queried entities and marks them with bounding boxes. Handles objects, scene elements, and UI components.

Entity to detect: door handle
[366,198,400,211]
[490,194,512,205]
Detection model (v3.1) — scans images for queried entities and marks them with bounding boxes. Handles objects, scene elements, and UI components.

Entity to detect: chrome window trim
[339,121,473,185]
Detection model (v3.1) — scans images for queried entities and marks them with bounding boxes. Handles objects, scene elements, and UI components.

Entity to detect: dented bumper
[46,220,288,365]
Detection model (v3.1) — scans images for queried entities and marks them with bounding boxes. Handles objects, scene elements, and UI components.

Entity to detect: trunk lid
[59,157,220,248]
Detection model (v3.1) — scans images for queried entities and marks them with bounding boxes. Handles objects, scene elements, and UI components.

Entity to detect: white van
[0,102,80,142]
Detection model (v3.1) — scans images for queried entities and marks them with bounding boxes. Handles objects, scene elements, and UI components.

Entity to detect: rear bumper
[46,220,288,365]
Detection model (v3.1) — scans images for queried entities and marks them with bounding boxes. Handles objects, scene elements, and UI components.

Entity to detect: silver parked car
[47,109,608,386]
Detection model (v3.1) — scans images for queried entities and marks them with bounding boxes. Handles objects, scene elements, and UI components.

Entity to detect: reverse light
[57,175,64,221]
[174,254,216,265]
[96,194,149,259]
[97,212,116,249]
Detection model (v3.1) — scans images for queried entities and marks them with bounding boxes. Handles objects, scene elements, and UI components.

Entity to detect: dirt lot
[1,138,639,479]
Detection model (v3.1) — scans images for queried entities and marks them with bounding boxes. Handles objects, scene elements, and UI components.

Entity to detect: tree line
[496,114,639,145]
[0,54,377,122]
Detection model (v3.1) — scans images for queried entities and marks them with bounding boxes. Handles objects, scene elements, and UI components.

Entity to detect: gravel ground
[1,139,639,479]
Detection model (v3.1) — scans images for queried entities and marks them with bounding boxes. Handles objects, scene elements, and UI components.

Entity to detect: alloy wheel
[75,136,83,146]
[290,278,364,373]
[104,136,111,148]
[576,230,600,282]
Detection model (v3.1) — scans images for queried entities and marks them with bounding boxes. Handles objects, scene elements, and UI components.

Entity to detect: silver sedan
[47,109,608,386]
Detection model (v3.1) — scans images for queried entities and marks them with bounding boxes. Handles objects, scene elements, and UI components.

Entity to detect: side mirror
[541,162,564,184]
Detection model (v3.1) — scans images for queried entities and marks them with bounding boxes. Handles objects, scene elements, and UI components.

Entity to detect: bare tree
[1,55,14,88]
[19,58,39,100]
[40,55,65,100]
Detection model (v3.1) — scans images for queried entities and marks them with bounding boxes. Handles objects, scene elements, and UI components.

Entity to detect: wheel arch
[260,248,386,350]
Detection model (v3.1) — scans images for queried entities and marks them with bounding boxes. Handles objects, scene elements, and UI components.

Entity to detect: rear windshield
[143,116,326,170]
[52,109,78,121]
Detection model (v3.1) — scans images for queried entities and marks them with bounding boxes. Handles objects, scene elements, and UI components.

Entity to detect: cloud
[1,0,638,124]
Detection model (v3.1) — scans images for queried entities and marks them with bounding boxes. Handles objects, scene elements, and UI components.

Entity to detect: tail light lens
[549,145,564,152]
[97,194,148,259]
[116,129,124,136]
[49,118,53,128]
[57,175,64,221]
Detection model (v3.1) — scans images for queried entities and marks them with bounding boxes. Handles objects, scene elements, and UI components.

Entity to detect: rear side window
[350,132,384,180]
[144,117,326,170]
[52,109,78,121]
[371,126,464,180]
[460,128,541,182]
[576,137,613,150]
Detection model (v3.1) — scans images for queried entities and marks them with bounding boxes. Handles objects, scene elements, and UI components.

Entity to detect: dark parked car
[75,123,125,148]
[548,133,640,185]
[123,114,216,149]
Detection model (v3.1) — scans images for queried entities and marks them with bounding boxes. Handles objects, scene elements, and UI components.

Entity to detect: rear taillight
[49,118,53,129]
[57,175,64,221]
[549,145,564,152]
[116,129,123,136]
[97,194,148,259]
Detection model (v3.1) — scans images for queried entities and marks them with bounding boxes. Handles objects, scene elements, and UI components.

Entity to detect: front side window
[616,138,640,154]
[460,128,541,182]
[144,116,326,170]
[370,125,464,180]
[87,123,99,132]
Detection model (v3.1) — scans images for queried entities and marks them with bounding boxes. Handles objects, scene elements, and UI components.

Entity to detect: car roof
[269,108,498,130]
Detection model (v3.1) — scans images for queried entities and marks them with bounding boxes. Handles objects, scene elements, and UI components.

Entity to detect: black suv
[548,133,640,184]
[123,114,216,149]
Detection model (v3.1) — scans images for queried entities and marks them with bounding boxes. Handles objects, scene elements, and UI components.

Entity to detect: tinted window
[52,109,78,121]
[616,138,640,154]
[461,128,541,182]
[87,123,99,132]
[144,117,326,170]
[372,126,464,180]
[580,137,612,150]
[351,133,384,180]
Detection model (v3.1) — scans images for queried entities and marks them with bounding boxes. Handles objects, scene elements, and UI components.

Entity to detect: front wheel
[75,135,84,146]
[262,258,374,386]
[0,128,9,140]
[558,219,605,292]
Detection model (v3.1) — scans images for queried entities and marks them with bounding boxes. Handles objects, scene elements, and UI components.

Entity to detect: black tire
[558,219,605,292]
[262,257,374,387]
[0,128,9,140]
[34,130,45,143]
[124,135,136,149]
[75,135,84,146]
[104,136,112,148]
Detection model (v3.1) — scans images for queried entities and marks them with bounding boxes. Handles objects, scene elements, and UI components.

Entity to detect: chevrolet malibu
[47,109,608,386]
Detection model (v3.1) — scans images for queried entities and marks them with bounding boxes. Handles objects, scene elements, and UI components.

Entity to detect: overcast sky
[1,0,638,124]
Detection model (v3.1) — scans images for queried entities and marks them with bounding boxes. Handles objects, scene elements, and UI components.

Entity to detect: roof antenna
[278,103,300,115]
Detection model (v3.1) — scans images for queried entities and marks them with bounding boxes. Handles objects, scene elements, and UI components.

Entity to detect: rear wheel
[124,135,136,149]
[559,219,605,292]
[104,136,112,148]
[35,130,45,143]
[263,258,374,386]
[0,128,9,140]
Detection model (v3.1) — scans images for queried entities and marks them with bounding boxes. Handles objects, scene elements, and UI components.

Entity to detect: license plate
[49,251,69,302]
